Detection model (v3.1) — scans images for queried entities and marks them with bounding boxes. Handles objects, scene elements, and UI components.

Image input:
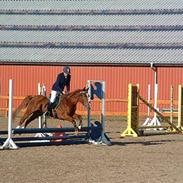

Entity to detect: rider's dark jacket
[52,72,71,93]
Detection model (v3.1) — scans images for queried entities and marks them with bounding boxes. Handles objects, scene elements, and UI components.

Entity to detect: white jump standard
[0,79,18,149]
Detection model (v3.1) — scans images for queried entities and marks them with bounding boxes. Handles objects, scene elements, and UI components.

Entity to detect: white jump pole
[170,85,173,124]
[101,81,106,139]
[0,79,18,150]
[38,82,42,128]
[149,66,161,127]
[38,82,47,128]
[87,80,92,131]
[177,85,183,130]
[143,84,152,126]
[149,83,161,126]
[41,84,47,128]
[33,83,48,141]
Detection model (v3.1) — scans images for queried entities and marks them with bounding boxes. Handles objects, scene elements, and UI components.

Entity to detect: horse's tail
[13,95,34,120]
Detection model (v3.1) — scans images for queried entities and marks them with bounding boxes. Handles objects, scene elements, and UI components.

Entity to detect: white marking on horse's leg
[16,125,20,129]
[78,125,82,130]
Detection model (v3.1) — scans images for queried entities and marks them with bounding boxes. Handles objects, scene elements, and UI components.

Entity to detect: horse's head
[79,87,90,109]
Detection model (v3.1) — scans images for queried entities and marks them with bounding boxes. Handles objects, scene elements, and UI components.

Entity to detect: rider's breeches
[50,90,57,103]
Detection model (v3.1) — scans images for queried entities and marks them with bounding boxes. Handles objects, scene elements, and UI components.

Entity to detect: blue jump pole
[0,127,90,135]
[0,134,87,142]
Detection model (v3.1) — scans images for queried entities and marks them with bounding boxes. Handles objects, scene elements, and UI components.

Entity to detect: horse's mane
[66,89,83,98]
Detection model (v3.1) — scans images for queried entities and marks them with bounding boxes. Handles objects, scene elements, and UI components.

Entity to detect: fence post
[0,79,18,150]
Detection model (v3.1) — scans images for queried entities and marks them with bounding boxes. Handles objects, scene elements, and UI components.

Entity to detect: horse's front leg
[73,114,82,130]
[63,116,79,135]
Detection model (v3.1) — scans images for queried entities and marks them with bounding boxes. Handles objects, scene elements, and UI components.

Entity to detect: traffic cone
[51,122,65,142]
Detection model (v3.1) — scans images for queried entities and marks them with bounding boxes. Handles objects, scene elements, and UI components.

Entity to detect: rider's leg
[50,90,57,103]
[48,90,57,111]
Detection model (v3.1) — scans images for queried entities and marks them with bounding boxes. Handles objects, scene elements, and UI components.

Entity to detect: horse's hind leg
[16,107,35,128]
[16,112,33,128]
[73,114,82,130]
[24,112,41,128]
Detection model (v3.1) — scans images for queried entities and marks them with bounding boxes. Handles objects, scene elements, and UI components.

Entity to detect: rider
[48,66,71,112]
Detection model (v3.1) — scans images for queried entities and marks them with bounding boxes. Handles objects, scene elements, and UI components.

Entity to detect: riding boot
[46,102,54,116]
[49,102,55,111]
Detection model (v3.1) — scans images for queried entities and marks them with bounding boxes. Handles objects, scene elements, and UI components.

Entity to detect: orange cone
[51,122,65,142]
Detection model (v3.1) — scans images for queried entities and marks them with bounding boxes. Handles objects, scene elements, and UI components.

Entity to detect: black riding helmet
[63,66,71,74]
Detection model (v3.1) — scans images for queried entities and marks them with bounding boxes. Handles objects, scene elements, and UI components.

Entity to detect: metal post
[149,66,161,127]
[38,82,42,128]
[154,83,158,118]
[143,84,152,126]
[147,84,151,118]
[87,80,91,135]
[153,67,158,118]
[101,81,105,139]
[178,85,183,130]
[0,79,18,150]
[170,85,173,123]
[33,83,48,141]
[41,84,47,128]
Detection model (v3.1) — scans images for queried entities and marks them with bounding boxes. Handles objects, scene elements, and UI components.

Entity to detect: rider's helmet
[63,66,71,74]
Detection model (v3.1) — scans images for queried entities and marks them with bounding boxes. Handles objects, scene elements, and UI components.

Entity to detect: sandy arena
[1,116,183,183]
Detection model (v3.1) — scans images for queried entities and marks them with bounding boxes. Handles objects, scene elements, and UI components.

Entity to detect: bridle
[80,91,90,109]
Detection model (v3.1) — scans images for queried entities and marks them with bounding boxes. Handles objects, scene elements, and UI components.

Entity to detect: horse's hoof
[78,125,82,130]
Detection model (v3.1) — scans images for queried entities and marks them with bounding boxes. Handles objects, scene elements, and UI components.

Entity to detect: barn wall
[0,65,183,116]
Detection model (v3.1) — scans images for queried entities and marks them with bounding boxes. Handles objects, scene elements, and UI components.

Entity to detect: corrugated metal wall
[0,65,183,116]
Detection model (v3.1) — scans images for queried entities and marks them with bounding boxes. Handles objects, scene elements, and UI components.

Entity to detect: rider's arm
[65,74,71,93]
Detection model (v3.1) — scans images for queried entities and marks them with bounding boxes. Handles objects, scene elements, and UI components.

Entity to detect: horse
[13,88,89,133]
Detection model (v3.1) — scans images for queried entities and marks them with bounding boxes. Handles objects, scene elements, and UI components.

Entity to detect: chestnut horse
[13,88,89,132]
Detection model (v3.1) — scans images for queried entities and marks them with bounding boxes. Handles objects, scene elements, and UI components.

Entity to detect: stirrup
[52,109,57,118]
[45,111,51,116]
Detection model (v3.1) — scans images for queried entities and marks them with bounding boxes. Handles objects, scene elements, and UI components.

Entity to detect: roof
[0,0,183,66]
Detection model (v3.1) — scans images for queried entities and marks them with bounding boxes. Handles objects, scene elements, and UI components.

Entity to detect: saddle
[47,94,63,117]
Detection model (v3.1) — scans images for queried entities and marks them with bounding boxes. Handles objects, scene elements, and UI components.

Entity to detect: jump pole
[87,80,111,145]
[33,83,48,142]
[143,84,151,126]
[170,85,174,124]
[38,82,47,128]
[178,85,183,130]
[101,81,106,141]
[87,80,92,137]
[0,79,18,150]
[139,95,182,133]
